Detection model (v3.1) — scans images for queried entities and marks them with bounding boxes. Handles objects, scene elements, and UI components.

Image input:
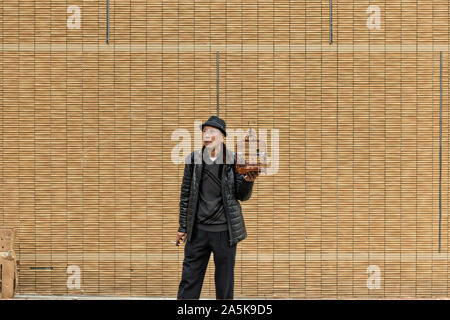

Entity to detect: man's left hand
[244,171,259,182]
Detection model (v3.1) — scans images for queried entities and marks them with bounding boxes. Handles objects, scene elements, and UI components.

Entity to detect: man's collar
[195,144,234,165]
[203,145,223,164]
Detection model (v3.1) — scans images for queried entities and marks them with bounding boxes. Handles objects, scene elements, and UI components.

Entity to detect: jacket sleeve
[178,154,193,233]
[234,169,254,202]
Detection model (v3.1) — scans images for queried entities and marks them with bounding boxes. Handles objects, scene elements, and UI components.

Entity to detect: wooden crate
[0,227,18,299]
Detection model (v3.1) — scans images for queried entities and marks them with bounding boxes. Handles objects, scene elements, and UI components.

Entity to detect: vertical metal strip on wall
[106,0,110,44]
[329,0,333,44]
[216,51,220,116]
[439,51,442,253]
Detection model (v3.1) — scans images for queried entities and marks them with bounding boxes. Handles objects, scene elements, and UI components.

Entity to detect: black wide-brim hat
[200,115,227,137]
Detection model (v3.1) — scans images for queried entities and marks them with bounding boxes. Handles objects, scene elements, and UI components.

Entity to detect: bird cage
[235,128,267,175]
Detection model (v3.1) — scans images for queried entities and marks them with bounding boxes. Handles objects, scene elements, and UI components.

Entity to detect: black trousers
[177,227,237,300]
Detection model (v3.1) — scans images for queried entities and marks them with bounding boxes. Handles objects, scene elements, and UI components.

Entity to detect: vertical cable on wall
[106,0,110,44]
[439,51,442,253]
[329,0,333,44]
[216,51,220,117]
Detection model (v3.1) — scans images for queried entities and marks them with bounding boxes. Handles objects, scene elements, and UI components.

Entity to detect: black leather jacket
[178,145,254,247]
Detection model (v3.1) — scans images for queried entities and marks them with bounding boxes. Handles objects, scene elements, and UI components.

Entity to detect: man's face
[202,125,224,150]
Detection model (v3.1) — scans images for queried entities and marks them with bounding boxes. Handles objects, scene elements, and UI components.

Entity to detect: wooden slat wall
[1,0,450,298]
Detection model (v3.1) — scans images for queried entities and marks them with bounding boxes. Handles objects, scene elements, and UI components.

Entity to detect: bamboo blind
[0,0,449,298]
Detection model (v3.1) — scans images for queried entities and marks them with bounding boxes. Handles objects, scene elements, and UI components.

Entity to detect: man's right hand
[175,232,187,246]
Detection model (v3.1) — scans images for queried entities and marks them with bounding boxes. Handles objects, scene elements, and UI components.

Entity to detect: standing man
[175,115,258,300]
